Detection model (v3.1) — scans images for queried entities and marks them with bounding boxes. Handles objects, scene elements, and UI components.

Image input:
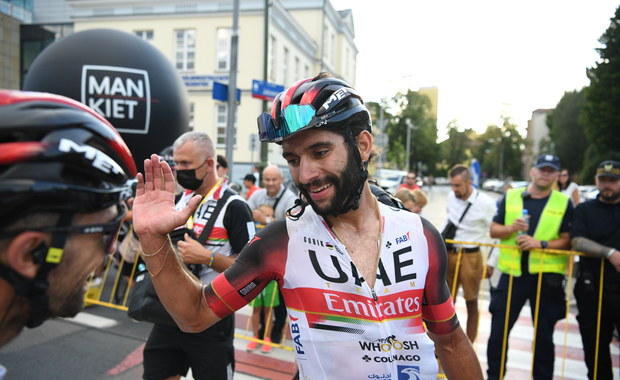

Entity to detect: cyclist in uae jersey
[132,74,483,380]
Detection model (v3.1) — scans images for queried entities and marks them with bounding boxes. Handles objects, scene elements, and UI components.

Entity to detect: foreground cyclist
[0,90,136,347]
[133,74,482,379]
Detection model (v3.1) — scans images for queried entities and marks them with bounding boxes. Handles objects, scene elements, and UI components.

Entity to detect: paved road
[0,185,463,380]
[10,186,612,380]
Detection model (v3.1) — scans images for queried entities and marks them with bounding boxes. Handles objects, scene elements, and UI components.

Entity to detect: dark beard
[600,190,620,203]
[295,148,364,217]
[53,287,86,318]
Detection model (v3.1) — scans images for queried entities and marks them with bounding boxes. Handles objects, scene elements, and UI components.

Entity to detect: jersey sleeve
[204,220,289,318]
[420,217,460,335]
[222,198,255,253]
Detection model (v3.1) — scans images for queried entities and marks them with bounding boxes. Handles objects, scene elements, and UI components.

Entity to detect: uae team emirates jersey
[206,202,458,380]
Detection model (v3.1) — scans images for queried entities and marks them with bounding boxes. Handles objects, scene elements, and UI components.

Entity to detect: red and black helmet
[257,75,371,142]
[0,90,137,229]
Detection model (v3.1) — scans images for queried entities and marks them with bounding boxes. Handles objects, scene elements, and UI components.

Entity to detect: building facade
[6,0,357,169]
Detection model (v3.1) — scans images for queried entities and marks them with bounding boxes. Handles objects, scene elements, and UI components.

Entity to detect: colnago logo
[58,138,123,175]
[81,65,151,134]
[324,292,421,319]
[361,354,421,363]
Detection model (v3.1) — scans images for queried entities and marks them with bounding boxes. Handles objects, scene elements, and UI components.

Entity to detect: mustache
[297,176,337,192]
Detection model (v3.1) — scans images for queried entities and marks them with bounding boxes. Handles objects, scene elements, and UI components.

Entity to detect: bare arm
[177,232,237,271]
[429,329,483,380]
[132,154,220,332]
[572,236,620,272]
[420,217,483,379]
[571,188,581,206]
[516,231,571,251]
[490,219,527,239]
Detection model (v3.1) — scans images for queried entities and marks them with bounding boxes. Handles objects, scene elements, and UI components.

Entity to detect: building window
[188,102,195,131]
[269,35,277,83]
[304,64,310,78]
[294,56,300,81]
[175,29,195,71]
[344,47,349,77]
[323,26,329,62]
[215,104,237,147]
[216,28,232,72]
[135,30,153,42]
[331,32,336,64]
[282,47,289,85]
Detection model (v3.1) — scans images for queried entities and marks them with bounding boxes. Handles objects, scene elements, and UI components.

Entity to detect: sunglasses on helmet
[257,87,364,143]
[257,104,320,143]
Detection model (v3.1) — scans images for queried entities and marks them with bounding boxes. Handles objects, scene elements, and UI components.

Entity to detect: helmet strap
[327,130,368,217]
[0,213,72,328]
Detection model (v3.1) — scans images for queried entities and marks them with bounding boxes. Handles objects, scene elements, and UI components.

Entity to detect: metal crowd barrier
[445,239,613,380]
[83,251,293,352]
[84,239,611,379]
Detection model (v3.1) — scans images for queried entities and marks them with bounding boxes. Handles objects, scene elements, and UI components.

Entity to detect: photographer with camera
[141,131,254,380]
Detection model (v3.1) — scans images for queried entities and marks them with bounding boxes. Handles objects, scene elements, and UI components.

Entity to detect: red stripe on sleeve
[206,274,247,318]
[422,296,456,323]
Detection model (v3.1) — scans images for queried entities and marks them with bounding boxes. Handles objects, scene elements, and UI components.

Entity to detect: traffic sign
[248,134,259,152]
[213,81,241,102]
[251,79,285,100]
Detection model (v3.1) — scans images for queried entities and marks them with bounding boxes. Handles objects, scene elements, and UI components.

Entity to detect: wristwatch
[541,241,548,249]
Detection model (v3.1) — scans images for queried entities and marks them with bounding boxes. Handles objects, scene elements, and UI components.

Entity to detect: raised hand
[133,154,202,238]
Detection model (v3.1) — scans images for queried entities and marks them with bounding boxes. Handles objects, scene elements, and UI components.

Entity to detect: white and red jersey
[207,202,458,379]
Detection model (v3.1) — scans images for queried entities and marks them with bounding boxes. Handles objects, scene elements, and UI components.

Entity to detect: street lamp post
[405,118,413,172]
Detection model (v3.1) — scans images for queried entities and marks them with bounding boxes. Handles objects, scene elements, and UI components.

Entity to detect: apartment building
[9,0,357,168]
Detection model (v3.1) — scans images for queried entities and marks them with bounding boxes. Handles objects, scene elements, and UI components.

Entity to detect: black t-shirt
[571,197,620,285]
[493,191,573,275]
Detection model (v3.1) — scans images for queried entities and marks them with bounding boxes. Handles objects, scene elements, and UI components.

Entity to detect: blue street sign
[251,79,285,100]
[213,82,241,102]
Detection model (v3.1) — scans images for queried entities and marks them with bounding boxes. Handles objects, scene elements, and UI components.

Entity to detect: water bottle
[519,209,530,235]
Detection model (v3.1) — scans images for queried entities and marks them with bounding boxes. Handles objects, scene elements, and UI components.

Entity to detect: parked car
[579,185,598,201]
[374,169,422,194]
[434,177,449,185]
[508,180,528,190]
[482,178,502,192]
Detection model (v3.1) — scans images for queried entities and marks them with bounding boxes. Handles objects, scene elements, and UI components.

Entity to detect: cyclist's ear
[5,232,49,279]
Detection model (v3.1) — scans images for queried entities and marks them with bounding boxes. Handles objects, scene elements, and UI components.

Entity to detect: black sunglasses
[0,204,126,254]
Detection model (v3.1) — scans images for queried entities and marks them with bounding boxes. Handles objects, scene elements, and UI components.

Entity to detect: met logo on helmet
[58,138,123,175]
[319,87,351,113]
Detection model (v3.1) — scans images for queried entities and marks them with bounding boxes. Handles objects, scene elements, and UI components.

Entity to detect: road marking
[64,312,118,328]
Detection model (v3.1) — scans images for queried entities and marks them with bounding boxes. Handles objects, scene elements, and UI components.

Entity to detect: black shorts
[143,315,235,380]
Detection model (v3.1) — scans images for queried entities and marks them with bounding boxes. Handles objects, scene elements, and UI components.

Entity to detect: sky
[330,0,619,139]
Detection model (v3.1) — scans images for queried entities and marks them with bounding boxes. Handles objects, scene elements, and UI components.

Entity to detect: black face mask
[176,169,203,190]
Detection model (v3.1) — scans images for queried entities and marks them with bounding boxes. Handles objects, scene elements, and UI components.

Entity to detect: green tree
[546,89,587,176]
[441,121,474,169]
[384,90,439,175]
[472,119,525,179]
[581,5,620,181]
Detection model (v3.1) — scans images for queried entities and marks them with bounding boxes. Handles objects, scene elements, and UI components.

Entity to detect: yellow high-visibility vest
[498,188,569,276]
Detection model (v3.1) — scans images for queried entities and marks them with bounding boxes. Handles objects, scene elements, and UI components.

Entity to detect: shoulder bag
[126,189,233,326]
